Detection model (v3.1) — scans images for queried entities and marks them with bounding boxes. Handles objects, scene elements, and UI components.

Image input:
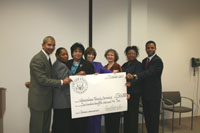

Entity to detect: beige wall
[0,0,200,132]
[93,0,128,65]
[131,0,200,118]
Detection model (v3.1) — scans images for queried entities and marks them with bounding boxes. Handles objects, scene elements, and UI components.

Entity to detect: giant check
[70,72,127,119]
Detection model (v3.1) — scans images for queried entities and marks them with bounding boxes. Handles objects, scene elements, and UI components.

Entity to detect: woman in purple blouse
[84,47,111,133]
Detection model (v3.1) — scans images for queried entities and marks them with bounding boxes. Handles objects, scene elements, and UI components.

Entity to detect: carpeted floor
[137,116,200,133]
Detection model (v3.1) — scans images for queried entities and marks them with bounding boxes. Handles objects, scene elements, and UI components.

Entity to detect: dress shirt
[42,49,50,60]
[148,53,156,61]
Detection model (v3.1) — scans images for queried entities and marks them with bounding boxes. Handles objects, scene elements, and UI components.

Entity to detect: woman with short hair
[66,43,94,133]
[122,46,143,133]
[104,49,122,133]
[84,47,111,133]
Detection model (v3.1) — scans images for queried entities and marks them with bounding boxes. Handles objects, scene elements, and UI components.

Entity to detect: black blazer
[137,55,163,100]
[67,58,94,75]
[122,59,143,96]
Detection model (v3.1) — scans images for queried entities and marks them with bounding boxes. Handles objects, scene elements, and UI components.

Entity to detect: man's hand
[25,82,30,88]
[63,77,72,84]
[133,74,138,79]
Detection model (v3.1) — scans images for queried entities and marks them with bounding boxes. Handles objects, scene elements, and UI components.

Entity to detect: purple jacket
[92,61,111,73]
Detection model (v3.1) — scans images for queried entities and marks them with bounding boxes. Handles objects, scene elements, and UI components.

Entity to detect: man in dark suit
[127,40,163,133]
[28,36,71,133]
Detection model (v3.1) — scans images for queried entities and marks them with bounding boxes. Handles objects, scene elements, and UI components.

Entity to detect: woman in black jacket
[66,42,94,133]
[122,46,143,133]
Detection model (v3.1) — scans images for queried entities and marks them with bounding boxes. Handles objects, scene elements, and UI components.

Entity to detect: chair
[139,98,165,133]
[162,91,194,133]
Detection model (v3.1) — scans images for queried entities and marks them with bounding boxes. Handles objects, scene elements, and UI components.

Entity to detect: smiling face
[72,48,83,61]
[127,49,137,61]
[106,51,115,63]
[57,49,68,63]
[42,38,56,55]
[86,53,95,62]
[146,43,156,57]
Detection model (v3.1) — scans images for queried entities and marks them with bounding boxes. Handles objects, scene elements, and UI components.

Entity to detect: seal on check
[71,77,88,94]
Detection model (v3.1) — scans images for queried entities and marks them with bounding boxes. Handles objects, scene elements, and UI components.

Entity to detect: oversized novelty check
[70,72,127,119]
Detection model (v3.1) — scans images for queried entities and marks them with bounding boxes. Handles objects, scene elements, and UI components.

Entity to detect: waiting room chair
[162,91,194,133]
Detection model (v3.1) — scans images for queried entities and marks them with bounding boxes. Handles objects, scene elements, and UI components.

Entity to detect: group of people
[26,36,163,133]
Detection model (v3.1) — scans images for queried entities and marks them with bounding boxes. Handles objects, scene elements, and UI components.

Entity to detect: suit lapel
[143,55,157,69]
[149,54,157,65]
[39,51,51,69]
[75,59,84,73]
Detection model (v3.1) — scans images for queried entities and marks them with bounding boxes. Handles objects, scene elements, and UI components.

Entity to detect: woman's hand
[77,71,86,75]
[127,94,131,100]
[125,82,131,87]
[126,73,133,79]
[113,70,119,73]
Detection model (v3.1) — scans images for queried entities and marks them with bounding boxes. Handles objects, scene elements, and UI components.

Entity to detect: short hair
[84,47,97,60]
[124,46,139,57]
[70,42,85,58]
[42,36,55,45]
[55,47,66,56]
[104,49,119,62]
[146,40,156,48]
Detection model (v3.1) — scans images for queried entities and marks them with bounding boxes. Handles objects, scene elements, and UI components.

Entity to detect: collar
[72,60,80,67]
[148,54,156,61]
[42,49,50,60]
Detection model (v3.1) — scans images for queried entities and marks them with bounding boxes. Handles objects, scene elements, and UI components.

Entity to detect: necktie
[49,57,52,67]
[145,58,150,69]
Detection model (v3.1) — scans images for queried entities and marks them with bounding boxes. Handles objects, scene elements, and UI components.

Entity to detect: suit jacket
[122,59,143,96]
[67,58,95,75]
[52,59,71,109]
[92,61,111,73]
[28,50,61,111]
[137,54,163,100]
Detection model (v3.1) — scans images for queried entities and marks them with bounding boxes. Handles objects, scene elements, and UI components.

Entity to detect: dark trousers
[29,108,51,133]
[71,117,88,133]
[88,115,102,133]
[142,99,161,133]
[124,94,140,133]
[52,108,88,133]
[105,112,121,133]
[52,108,72,133]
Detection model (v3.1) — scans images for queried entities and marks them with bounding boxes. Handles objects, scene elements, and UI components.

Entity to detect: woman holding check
[122,46,143,133]
[84,47,111,133]
[66,43,94,133]
[104,48,122,133]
